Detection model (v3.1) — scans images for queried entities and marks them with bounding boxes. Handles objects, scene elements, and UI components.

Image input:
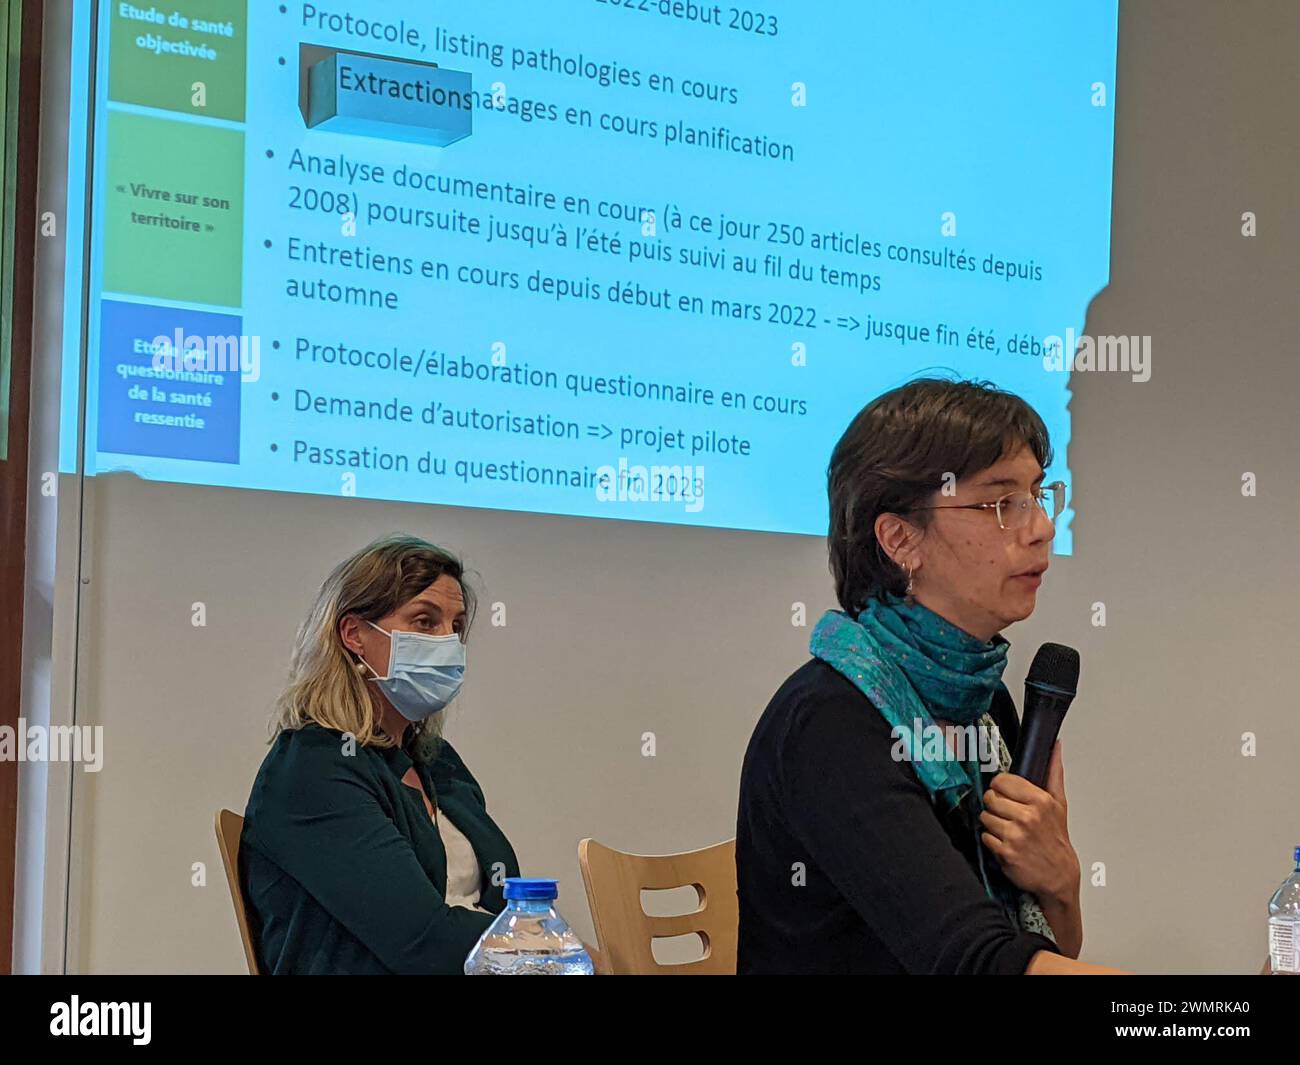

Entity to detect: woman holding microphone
[736,378,1122,974]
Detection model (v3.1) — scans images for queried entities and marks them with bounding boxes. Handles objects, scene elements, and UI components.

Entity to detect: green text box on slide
[108,0,247,121]
[103,111,245,307]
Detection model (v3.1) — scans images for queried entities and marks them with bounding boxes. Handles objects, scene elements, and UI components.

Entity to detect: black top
[735,658,1060,974]
[241,724,519,974]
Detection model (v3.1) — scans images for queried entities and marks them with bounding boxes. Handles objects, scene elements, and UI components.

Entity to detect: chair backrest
[577,837,737,975]
[214,809,260,975]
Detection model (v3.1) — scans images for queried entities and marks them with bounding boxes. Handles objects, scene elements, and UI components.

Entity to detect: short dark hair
[827,377,1053,615]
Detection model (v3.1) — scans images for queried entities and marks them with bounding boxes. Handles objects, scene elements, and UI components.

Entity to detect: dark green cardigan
[240,723,519,974]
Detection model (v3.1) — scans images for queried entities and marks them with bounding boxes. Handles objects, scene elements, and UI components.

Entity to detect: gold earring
[905,561,915,602]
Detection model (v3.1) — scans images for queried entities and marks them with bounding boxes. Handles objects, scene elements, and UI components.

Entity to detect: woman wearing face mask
[240,534,519,974]
[736,378,1126,975]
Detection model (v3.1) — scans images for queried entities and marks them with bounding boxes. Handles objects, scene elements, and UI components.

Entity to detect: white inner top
[437,809,487,913]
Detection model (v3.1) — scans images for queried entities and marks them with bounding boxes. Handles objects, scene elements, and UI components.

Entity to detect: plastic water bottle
[464,877,595,975]
[1268,846,1300,975]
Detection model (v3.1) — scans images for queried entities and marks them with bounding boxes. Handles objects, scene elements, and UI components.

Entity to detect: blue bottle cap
[503,877,559,901]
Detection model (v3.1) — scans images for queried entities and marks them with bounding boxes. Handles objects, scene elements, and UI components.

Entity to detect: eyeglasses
[910,481,1067,531]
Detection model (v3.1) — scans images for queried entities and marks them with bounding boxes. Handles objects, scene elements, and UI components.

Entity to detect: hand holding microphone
[980,741,1078,904]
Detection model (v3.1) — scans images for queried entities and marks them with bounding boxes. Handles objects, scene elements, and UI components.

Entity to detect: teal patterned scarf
[810,595,1056,942]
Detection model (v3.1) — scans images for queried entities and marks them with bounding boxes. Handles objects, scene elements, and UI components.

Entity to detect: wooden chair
[577,838,738,974]
[214,809,260,975]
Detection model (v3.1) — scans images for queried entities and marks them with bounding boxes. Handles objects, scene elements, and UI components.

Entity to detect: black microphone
[1010,642,1080,788]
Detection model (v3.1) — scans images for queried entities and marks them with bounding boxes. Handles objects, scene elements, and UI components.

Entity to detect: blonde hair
[274,534,476,755]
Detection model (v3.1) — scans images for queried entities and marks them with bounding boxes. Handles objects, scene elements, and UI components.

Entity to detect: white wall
[25,0,1300,973]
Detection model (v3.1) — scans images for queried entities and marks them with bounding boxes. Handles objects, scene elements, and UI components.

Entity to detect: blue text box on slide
[305,49,472,146]
[97,300,242,464]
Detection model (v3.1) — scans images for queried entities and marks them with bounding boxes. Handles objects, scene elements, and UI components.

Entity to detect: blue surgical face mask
[359,620,466,722]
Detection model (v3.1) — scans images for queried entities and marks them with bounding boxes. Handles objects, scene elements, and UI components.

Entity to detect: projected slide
[63,1,1117,544]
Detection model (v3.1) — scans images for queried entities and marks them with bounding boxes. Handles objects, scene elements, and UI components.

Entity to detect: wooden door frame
[1,0,44,974]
